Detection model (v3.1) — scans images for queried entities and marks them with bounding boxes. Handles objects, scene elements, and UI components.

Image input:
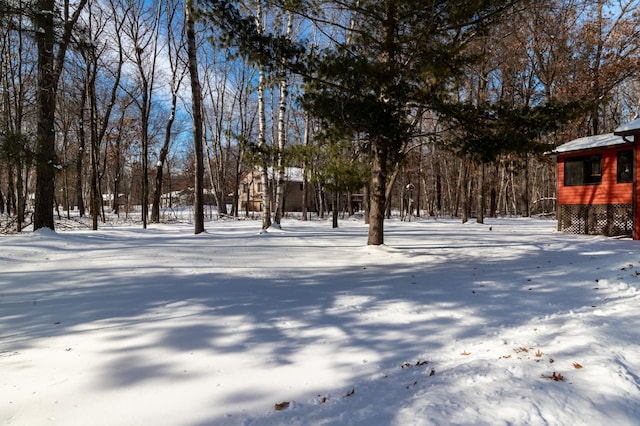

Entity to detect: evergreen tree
[303,0,526,244]
[442,99,586,164]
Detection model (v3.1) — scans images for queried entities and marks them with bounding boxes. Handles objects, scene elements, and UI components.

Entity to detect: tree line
[1,0,640,244]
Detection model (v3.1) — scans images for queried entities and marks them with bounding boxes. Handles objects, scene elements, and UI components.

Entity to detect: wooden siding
[239,169,315,213]
[635,135,640,239]
[558,147,633,205]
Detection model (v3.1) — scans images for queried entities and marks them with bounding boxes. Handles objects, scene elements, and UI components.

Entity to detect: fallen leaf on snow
[274,401,290,411]
[573,362,583,369]
[461,351,471,356]
[401,360,429,368]
[344,388,355,397]
[541,372,564,381]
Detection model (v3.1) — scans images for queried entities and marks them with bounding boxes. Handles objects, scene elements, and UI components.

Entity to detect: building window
[564,154,602,186]
[617,150,633,183]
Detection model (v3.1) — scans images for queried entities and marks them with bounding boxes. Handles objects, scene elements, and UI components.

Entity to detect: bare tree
[121,0,162,229]
[0,4,35,231]
[151,0,187,223]
[186,0,205,234]
[255,0,271,230]
[272,10,293,227]
[201,37,234,218]
[33,0,89,231]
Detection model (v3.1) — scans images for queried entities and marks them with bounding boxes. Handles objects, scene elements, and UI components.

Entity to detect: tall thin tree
[152,0,187,223]
[33,0,88,231]
[186,0,205,234]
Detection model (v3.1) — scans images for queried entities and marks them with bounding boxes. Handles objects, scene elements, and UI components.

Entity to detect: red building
[552,119,640,238]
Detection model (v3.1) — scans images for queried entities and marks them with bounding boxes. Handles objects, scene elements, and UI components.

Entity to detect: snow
[266,167,306,182]
[615,118,640,136]
[2,217,640,425]
[550,133,629,154]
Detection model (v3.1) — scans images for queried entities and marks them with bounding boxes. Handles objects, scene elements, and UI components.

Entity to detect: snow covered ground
[2,216,640,425]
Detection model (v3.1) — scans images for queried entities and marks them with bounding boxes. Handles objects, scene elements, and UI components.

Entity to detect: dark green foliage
[198,0,306,71]
[291,136,368,193]
[242,140,281,168]
[302,1,529,163]
[0,131,32,165]
[441,99,588,163]
[300,1,527,243]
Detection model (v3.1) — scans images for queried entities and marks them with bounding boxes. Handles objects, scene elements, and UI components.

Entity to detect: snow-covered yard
[2,217,640,425]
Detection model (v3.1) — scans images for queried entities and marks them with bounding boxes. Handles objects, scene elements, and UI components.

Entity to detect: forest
[1,0,640,244]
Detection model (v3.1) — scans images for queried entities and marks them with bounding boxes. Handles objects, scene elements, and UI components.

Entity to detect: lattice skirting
[558,204,634,237]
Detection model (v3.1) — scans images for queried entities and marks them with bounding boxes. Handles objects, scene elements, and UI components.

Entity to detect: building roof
[282,167,305,183]
[246,167,307,183]
[550,133,630,155]
[614,118,640,137]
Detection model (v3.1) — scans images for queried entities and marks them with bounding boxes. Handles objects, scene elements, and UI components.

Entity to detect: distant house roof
[282,167,305,183]
[550,133,630,155]
[246,167,307,183]
[266,167,305,183]
[614,118,640,137]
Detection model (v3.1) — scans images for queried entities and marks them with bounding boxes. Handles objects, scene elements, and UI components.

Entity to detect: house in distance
[550,119,640,239]
[240,167,313,214]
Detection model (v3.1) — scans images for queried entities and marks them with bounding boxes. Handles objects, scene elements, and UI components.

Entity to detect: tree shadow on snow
[1,219,639,423]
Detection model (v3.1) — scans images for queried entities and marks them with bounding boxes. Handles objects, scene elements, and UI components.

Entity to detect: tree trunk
[476,162,484,224]
[255,1,271,230]
[522,154,530,217]
[32,0,88,230]
[461,162,469,224]
[151,161,165,222]
[302,114,310,221]
[315,187,323,218]
[363,183,370,224]
[6,171,15,216]
[415,149,422,218]
[186,1,205,234]
[113,133,122,215]
[89,58,100,231]
[14,165,23,231]
[273,12,293,227]
[368,144,387,245]
[436,168,442,213]
[232,160,241,217]
[332,191,339,228]
[152,83,178,223]
[76,89,87,218]
[33,1,59,231]
[489,163,498,217]
[111,103,129,216]
[129,2,162,230]
[140,88,149,229]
